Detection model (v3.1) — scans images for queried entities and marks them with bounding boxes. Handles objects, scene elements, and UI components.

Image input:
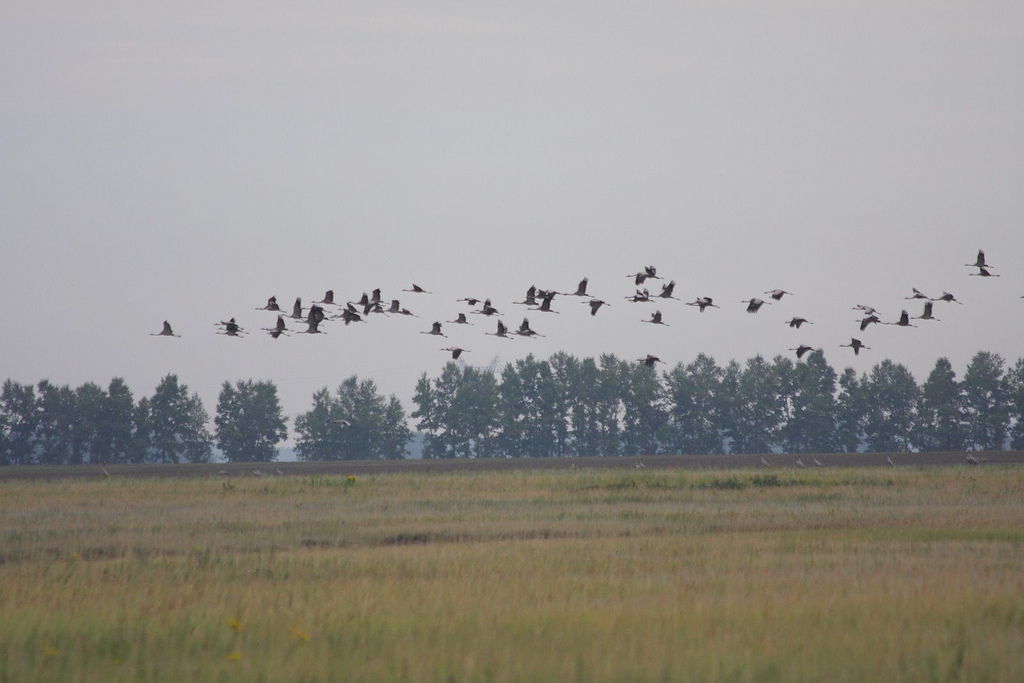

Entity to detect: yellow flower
[228,618,243,633]
[226,651,242,661]
[347,476,356,484]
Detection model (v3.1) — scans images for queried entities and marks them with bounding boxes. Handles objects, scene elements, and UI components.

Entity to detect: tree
[215,380,288,463]
[779,351,837,454]
[620,359,668,456]
[94,378,137,464]
[961,351,1010,451]
[728,356,783,454]
[0,380,38,465]
[834,368,867,453]
[863,360,918,453]
[548,354,603,457]
[34,381,76,465]
[294,376,410,461]
[498,355,567,458]
[72,382,107,464]
[411,364,500,459]
[1007,358,1024,450]
[663,354,726,455]
[148,374,213,463]
[913,358,966,452]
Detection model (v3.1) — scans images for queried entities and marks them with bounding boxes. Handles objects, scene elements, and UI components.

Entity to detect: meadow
[0,466,1022,682]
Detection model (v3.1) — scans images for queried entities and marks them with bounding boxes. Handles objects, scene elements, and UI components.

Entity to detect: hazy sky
[3,2,1023,441]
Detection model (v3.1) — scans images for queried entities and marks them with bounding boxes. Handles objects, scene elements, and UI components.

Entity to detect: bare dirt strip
[0,451,1021,481]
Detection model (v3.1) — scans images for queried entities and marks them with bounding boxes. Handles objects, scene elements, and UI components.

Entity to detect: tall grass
[0,467,1022,681]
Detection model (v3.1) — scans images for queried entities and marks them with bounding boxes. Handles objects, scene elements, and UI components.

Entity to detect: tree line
[412,350,1024,458]
[2,350,1023,465]
[0,374,409,466]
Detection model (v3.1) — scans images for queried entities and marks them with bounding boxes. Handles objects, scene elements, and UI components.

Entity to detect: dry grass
[0,467,1022,681]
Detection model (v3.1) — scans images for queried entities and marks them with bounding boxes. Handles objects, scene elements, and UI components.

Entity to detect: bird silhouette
[217,318,245,337]
[530,292,559,314]
[765,289,791,301]
[642,310,668,326]
[570,278,590,297]
[289,298,304,319]
[687,297,719,312]
[515,318,544,338]
[441,347,468,359]
[905,287,930,300]
[256,296,281,312]
[789,345,815,359]
[933,291,963,305]
[421,321,446,337]
[913,301,940,321]
[298,316,324,334]
[786,317,812,329]
[638,355,664,367]
[965,249,992,269]
[859,315,882,331]
[514,286,539,306]
[315,290,335,305]
[627,288,652,303]
[743,298,767,313]
[888,310,917,327]
[853,304,880,316]
[403,284,431,293]
[151,321,180,337]
[840,338,870,355]
[657,281,678,300]
[486,319,513,339]
[586,299,608,316]
[263,315,289,338]
[448,313,472,325]
[969,266,1000,278]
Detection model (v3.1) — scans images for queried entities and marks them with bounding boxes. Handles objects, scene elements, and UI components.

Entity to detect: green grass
[0,467,1022,681]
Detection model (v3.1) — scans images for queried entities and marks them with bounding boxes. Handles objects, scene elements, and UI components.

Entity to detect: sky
[3,2,1023,444]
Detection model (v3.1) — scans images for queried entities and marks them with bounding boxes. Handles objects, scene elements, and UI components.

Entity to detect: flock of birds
[152,249,1017,369]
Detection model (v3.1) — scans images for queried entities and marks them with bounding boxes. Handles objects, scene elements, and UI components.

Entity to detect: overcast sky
[3,2,1022,441]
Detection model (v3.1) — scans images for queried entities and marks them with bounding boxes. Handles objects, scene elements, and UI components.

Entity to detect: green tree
[863,360,918,453]
[663,354,726,455]
[834,368,867,453]
[412,364,500,458]
[728,356,783,454]
[548,354,603,457]
[94,378,137,464]
[1007,358,1024,450]
[129,396,153,464]
[961,351,1010,451]
[149,374,213,463]
[913,358,966,452]
[0,380,38,465]
[779,351,837,454]
[296,376,409,461]
[35,381,76,465]
[498,355,567,458]
[215,380,288,462]
[620,359,668,456]
[72,382,107,464]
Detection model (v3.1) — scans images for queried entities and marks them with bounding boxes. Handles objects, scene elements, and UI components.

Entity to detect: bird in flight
[657,281,678,300]
[765,289,791,301]
[515,318,544,338]
[448,313,472,325]
[217,318,245,337]
[965,249,993,270]
[486,319,513,339]
[638,355,664,367]
[789,345,815,359]
[315,290,335,305]
[840,338,870,355]
[256,296,281,312]
[687,297,719,312]
[743,298,767,313]
[441,347,468,359]
[969,266,1000,278]
[642,310,668,326]
[913,301,940,321]
[263,315,289,339]
[152,321,180,337]
[569,278,590,297]
[933,291,962,305]
[889,310,917,327]
[905,288,930,300]
[421,322,446,337]
[403,284,431,294]
[786,317,812,329]
[859,315,882,332]
[585,299,608,316]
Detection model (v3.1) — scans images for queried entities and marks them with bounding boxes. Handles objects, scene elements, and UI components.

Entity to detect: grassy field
[0,466,1022,682]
